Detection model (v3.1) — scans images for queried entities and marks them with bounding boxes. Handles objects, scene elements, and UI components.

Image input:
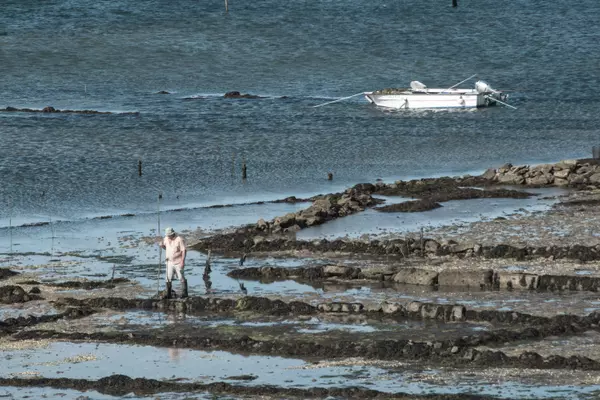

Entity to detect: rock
[589,173,600,184]
[420,303,443,319]
[392,268,438,286]
[423,239,440,253]
[381,302,402,314]
[449,242,475,253]
[554,178,569,186]
[450,305,467,321]
[526,173,552,186]
[463,348,479,361]
[366,304,382,312]
[42,106,56,112]
[0,286,30,304]
[322,265,353,277]
[406,301,422,313]
[568,174,588,184]
[224,91,259,99]
[498,163,513,173]
[481,168,496,180]
[318,303,333,312]
[304,216,323,226]
[283,224,301,233]
[252,236,265,246]
[496,272,540,290]
[273,213,296,229]
[0,269,19,280]
[437,269,494,289]
[553,169,570,179]
[497,173,525,185]
[256,218,268,230]
[538,164,554,174]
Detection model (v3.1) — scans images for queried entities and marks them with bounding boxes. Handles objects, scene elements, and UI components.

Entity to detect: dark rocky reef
[0,285,42,304]
[224,91,261,99]
[486,159,600,187]
[376,199,442,212]
[0,375,503,399]
[0,269,19,280]
[51,278,130,290]
[373,177,532,212]
[1,106,139,115]
[0,307,95,335]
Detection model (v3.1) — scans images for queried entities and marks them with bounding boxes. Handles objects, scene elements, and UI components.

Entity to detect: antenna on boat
[313,92,365,108]
[440,74,478,93]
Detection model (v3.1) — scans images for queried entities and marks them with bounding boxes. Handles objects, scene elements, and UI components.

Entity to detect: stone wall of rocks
[256,190,381,234]
[229,265,600,293]
[47,295,600,371]
[483,159,600,187]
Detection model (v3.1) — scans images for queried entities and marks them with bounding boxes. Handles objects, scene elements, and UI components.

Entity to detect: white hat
[165,227,175,236]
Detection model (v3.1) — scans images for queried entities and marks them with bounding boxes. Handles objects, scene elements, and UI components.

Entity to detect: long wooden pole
[8,197,12,259]
[156,192,162,294]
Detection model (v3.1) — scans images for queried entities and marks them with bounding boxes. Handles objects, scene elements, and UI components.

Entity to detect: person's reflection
[168,348,181,362]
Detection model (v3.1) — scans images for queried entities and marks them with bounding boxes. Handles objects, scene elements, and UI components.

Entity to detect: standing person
[159,227,188,299]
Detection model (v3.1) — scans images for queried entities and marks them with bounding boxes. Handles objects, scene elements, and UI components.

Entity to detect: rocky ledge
[0,106,139,115]
[230,265,600,293]
[483,158,600,187]
[223,91,261,99]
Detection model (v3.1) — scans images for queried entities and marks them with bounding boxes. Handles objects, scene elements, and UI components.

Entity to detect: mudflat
[2,159,600,399]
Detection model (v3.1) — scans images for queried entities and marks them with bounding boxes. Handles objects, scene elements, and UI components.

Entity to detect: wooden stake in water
[231,152,236,176]
[225,0,228,12]
[8,197,12,259]
[156,192,162,294]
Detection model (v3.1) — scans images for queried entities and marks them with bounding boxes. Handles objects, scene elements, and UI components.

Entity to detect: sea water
[1,0,599,237]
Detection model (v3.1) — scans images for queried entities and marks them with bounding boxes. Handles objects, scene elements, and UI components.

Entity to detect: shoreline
[3,158,600,399]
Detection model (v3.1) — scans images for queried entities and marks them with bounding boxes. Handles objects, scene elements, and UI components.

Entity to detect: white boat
[364,80,509,109]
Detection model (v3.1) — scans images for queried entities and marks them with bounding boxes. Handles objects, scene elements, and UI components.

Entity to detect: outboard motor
[475,80,497,94]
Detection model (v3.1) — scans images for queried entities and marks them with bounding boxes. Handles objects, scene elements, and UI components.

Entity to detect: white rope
[486,95,517,110]
[440,74,478,94]
[313,92,366,108]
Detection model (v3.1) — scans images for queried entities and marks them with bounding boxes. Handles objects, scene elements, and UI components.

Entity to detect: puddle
[0,341,389,388]
[0,302,58,320]
[297,188,564,240]
[0,387,230,400]
[1,341,599,399]
[486,330,600,361]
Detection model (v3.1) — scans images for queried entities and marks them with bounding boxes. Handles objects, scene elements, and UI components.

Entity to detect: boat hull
[364,92,496,109]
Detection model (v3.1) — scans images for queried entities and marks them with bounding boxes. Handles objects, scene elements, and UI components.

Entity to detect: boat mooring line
[486,95,517,110]
[440,74,478,94]
[313,92,366,108]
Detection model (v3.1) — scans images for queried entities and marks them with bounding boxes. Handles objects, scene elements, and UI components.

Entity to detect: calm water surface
[1,0,599,227]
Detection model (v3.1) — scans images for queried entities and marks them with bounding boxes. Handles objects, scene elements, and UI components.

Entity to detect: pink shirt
[162,235,186,267]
